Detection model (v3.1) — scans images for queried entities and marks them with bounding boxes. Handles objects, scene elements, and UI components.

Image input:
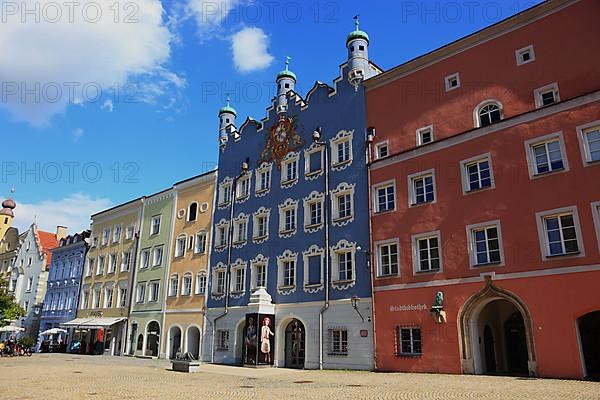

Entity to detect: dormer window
[534,83,560,109]
[445,73,460,91]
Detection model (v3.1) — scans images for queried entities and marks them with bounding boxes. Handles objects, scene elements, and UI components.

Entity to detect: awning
[61,317,126,329]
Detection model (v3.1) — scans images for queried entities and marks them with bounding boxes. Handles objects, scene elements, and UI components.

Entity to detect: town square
[1,0,599,398]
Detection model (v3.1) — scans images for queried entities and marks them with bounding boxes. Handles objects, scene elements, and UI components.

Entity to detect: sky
[1,0,542,233]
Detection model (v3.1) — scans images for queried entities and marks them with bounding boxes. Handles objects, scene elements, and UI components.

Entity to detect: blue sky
[1,0,541,233]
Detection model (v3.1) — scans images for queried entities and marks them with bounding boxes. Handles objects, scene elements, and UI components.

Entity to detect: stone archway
[145,321,160,358]
[186,326,201,360]
[578,310,600,380]
[168,325,182,359]
[459,281,537,377]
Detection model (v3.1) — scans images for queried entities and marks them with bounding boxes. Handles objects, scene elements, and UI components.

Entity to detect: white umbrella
[40,328,67,335]
[0,325,25,332]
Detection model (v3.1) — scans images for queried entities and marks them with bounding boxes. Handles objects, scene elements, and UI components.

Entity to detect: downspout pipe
[365,127,378,370]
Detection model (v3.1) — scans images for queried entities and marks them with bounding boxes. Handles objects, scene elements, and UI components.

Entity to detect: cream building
[163,171,217,360]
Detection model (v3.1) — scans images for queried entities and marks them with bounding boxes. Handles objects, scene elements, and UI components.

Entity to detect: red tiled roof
[36,230,59,270]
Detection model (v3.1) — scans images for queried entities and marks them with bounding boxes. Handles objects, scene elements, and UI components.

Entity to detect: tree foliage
[0,278,24,327]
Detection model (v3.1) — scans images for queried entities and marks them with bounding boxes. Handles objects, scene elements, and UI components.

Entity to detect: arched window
[188,202,198,222]
[476,101,502,127]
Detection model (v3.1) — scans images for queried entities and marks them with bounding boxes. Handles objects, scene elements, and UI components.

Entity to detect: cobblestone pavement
[2,354,599,400]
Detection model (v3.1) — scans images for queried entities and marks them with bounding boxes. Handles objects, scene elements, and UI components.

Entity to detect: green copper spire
[347,15,369,44]
[277,56,297,81]
[219,95,237,116]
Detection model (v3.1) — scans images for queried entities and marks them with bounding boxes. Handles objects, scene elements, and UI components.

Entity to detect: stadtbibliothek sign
[389,304,427,312]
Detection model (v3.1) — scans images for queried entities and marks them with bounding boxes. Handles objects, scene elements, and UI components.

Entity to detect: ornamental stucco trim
[252,207,271,244]
[278,198,299,239]
[329,129,354,172]
[330,239,357,291]
[280,151,300,189]
[303,191,325,233]
[277,249,298,295]
[218,177,233,210]
[232,213,249,249]
[230,258,248,299]
[330,182,355,227]
[255,162,273,198]
[303,143,324,180]
[214,219,229,253]
[302,245,324,293]
[235,171,253,204]
[211,262,227,301]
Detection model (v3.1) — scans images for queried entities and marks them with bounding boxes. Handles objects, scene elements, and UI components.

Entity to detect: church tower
[276,57,296,115]
[218,96,237,151]
[0,188,16,241]
[346,16,372,90]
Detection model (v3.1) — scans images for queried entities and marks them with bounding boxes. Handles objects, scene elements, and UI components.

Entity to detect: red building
[366,0,600,379]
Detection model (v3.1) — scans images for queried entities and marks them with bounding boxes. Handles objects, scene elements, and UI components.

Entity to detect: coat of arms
[260,116,305,169]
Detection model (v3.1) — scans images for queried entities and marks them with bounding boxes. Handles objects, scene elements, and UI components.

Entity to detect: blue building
[39,230,90,350]
[203,21,381,370]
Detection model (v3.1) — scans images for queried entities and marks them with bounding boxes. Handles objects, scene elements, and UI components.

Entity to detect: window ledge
[281,178,299,186]
[232,240,247,246]
[396,353,422,358]
[305,223,323,230]
[546,251,580,259]
[409,200,435,208]
[415,269,440,275]
[373,209,395,216]
[464,185,494,195]
[333,216,353,223]
[327,353,349,357]
[473,261,502,267]
[332,159,352,168]
[377,273,399,279]
[304,283,323,288]
[255,188,269,195]
[333,279,355,285]
[531,167,566,179]
[305,170,323,178]
[279,229,296,235]
[253,235,268,241]
[278,285,295,290]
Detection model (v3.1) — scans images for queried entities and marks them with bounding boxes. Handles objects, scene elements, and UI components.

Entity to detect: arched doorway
[187,326,201,360]
[284,319,305,369]
[146,321,160,358]
[578,311,600,380]
[235,320,245,365]
[459,282,537,376]
[168,326,182,359]
[136,334,144,354]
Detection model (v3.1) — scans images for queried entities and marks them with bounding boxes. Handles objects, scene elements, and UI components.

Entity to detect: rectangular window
[336,140,351,164]
[82,291,90,309]
[534,83,559,108]
[125,225,134,240]
[233,268,245,293]
[121,251,131,272]
[410,173,435,205]
[308,149,322,174]
[86,259,94,276]
[580,124,600,163]
[195,232,207,254]
[104,287,114,308]
[472,226,502,265]
[217,225,228,247]
[464,158,492,191]
[397,327,422,356]
[113,225,122,243]
[102,228,110,245]
[256,215,267,238]
[93,289,101,309]
[284,209,296,232]
[149,281,160,302]
[544,213,579,256]
[217,330,229,351]
[516,45,535,66]
[175,237,186,257]
[526,134,566,176]
[415,235,440,273]
[378,242,399,277]
[136,284,145,303]
[215,271,225,294]
[375,142,389,159]
[182,275,192,296]
[258,170,271,192]
[195,274,207,295]
[169,275,178,297]
[235,220,247,243]
[220,183,232,205]
[337,194,351,219]
[375,183,395,213]
[303,254,320,286]
[445,73,460,91]
[416,126,433,146]
[255,264,266,289]
[328,329,348,356]
[108,254,117,273]
[118,287,127,308]
[285,160,297,182]
[150,215,161,236]
[97,256,105,275]
[152,246,163,267]
[283,260,295,287]
[237,176,250,200]
[26,277,33,292]
[337,252,353,281]
[141,249,150,269]
[309,201,322,226]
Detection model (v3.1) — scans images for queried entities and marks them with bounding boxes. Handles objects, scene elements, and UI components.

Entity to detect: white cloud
[186,0,244,37]
[101,99,114,112]
[0,0,176,125]
[72,128,84,141]
[231,27,274,73]
[12,193,114,234]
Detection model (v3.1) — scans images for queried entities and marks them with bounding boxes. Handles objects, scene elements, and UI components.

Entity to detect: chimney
[56,226,68,241]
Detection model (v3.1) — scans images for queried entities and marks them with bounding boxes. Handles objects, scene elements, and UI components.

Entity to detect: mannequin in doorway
[260,317,274,364]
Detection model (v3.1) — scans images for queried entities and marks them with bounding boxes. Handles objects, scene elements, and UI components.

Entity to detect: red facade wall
[366,0,600,379]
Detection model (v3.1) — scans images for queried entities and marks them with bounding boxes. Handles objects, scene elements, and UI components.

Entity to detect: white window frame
[280,151,300,188]
[330,129,354,171]
[112,225,122,243]
[331,182,355,226]
[152,246,164,267]
[236,171,252,203]
[591,201,600,253]
[576,121,600,166]
[372,179,396,214]
[374,140,389,159]
[187,202,198,222]
[232,213,249,247]
[524,131,569,179]
[303,245,324,292]
[195,272,207,295]
[86,258,94,277]
[96,256,105,275]
[466,220,505,268]
[252,207,271,244]
[214,219,230,251]
[408,169,436,207]
[330,239,356,289]
[250,254,269,291]
[169,274,179,297]
[230,259,247,296]
[125,225,134,240]
[534,82,560,109]
[460,153,495,194]
[444,72,460,92]
[150,215,161,236]
[535,206,585,261]
[397,326,422,356]
[104,286,114,308]
[181,273,193,296]
[102,228,110,246]
[121,251,131,272]
[473,99,503,128]
[194,230,208,254]
[93,287,101,309]
[218,177,233,208]
[277,250,298,295]
[148,281,160,303]
[416,125,434,146]
[278,198,298,238]
[304,143,324,179]
[375,238,400,278]
[412,231,442,275]
[515,44,535,66]
[255,162,272,196]
[328,328,349,356]
[303,191,324,233]
[118,286,127,308]
[216,330,229,351]
[140,249,150,269]
[211,263,227,299]
[108,253,117,274]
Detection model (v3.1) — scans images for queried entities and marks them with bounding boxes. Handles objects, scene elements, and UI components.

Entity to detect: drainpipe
[365,127,377,370]
[314,129,330,371]
[211,163,248,363]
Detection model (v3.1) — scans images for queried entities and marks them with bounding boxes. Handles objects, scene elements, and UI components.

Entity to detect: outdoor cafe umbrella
[39,328,67,336]
[0,326,25,332]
